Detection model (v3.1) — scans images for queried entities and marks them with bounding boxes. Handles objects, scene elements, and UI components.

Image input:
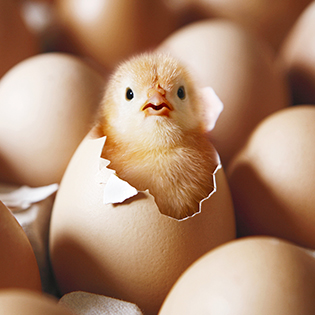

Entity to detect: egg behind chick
[157,19,290,166]
[55,0,178,70]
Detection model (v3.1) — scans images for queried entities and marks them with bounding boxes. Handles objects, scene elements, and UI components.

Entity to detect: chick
[97,53,219,220]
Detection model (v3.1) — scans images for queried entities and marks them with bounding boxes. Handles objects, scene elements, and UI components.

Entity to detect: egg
[157,19,290,166]
[159,236,315,315]
[0,200,41,291]
[166,0,312,51]
[55,0,178,70]
[0,289,76,315]
[0,52,105,187]
[227,105,315,249]
[49,127,236,315]
[0,0,39,78]
[279,1,315,105]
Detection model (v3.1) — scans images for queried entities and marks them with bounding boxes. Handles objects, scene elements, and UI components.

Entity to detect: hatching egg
[0,0,39,78]
[0,289,76,315]
[279,2,315,105]
[0,200,41,291]
[157,19,290,166]
[49,127,236,315]
[55,0,178,70]
[227,105,315,249]
[159,236,315,315]
[0,52,105,187]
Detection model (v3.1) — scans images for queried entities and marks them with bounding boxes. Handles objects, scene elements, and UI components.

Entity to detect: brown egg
[159,236,315,315]
[0,289,76,315]
[0,200,41,291]
[0,0,39,78]
[157,19,290,166]
[227,105,315,249]
[0,52,105,187]
[279,2,315,105]
[55,0,178,70]
[167,0,312,51]
[49,127,236,315]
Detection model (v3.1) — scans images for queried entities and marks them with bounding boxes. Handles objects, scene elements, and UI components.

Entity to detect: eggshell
[0,0,39,78]
[159,236,315,315]
[49,128,236,315]
[0,289,76,315]
[169,0,312,51]
[0,200,41,291]
[55,0,178,70]
[279,2,315,105]
[0,52,105,187]
[227,105,315,249]
[157,20,290,166]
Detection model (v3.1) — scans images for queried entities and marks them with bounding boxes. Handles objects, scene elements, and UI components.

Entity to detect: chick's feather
[97,53,219,219]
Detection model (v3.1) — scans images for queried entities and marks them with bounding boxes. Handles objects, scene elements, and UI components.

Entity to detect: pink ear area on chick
[201,87,224,132]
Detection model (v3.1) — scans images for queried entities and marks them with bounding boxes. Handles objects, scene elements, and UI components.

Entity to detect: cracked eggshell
[0,52,105,187]
[49,128,236,315]
[0,200,41,291]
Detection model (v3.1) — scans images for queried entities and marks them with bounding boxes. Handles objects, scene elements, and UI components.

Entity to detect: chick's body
[98,53,218,219]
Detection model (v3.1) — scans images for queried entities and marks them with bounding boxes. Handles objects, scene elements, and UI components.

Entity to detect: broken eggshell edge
[96,135,222,221]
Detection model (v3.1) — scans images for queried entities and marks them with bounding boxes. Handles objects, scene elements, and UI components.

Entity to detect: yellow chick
[97,53,221,220]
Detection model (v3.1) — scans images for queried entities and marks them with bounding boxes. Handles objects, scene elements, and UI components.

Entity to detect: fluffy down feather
[97,53,219,219]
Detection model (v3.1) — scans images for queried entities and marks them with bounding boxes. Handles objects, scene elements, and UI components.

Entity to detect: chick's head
[100,53,206,149]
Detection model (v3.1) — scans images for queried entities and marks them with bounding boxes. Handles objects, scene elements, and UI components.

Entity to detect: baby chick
[97,53,219,220]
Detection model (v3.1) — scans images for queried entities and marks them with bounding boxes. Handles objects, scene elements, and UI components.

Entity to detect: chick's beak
[141,87,173,117]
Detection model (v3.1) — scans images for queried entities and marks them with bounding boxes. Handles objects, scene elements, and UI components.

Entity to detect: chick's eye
[125,88,134,100]
[177,86,186,100]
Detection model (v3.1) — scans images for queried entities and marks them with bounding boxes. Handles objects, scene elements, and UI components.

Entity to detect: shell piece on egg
[159,236,315,315]
[49,127,236,315]
[0,200,42,291]
[0,52,105,187]
[227,105,315,249]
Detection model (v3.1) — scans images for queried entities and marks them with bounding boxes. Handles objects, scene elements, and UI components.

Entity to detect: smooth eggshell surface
[157,20,290,166]
[0,289,76,315]
[49,128,236,315]
[0,201,41,291]
[168,0,312,51]
[227,105,315,249]
[279,2,315,105]
[55,0,178,70]
[0,52,105,187]
[159,236,315,315]
[0,0,39,78]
